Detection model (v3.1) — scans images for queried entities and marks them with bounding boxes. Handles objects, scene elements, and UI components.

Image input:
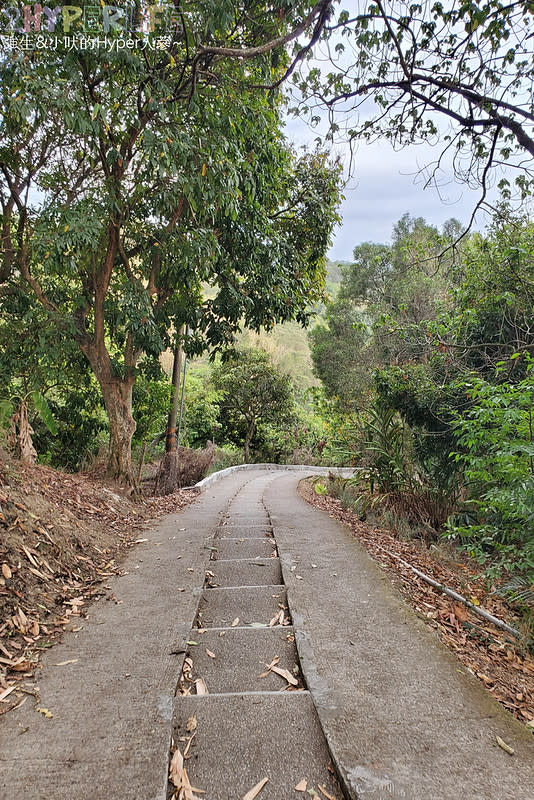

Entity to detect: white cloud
[284,117,496,261]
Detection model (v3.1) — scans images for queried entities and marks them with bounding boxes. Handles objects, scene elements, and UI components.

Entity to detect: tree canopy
[0,3,342,486]
[212,348,295,462]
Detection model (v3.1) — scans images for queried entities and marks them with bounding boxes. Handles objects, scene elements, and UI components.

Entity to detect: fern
[495,576,534,606]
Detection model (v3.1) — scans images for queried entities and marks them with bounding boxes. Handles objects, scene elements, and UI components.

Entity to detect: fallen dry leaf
[195,677,208,695]
[10,661,32,672]
[453,604,469,623]
[183,732,196,757]
[186,715,197,733]
[2,563,12,580]
[242,777,269,800]
[231,617,239,627]
[169,747,184,788]
[54,659,78,667]
[0,685,16,702]
[205,648,215,659]
[169,748,204,799]
[268,609,284,627]
[271,665,298,686]
[496,735,514,755]
[258,656,280,679]
[295,779,308,791]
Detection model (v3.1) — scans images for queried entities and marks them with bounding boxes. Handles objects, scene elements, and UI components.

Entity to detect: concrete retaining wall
[195,463,356,491]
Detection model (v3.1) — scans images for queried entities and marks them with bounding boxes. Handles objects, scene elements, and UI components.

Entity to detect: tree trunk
[156,330,186,496]
[98,375,137,489]
[244,418,255,463]
[165,329,185,453]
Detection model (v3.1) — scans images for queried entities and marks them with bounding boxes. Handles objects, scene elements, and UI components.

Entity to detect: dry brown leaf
[186,715,197,733]
[295,779,308,791]
[0,685,16,702]
[268,609,284,627]
[242,777,269,800]
[169,748,184,788]
[30,621,40,636]
[195,678,209,695]
[453,604,469,622]
[183,733,197,760]
[258,656,280,679]
[10,660,32,672]
[54,659,78,667]
[1,563,11,580]
[206,649,216,659]
[271,665,298,686]
[496,736,515,755]
[169,749,204,799]
[231,617,239,627]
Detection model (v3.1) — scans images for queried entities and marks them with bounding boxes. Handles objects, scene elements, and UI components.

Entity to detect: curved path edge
[195,462,356,491]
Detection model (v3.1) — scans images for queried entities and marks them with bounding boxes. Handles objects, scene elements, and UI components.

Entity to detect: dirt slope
[0,451,193,714]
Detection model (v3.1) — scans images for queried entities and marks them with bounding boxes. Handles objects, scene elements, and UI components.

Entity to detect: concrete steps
[180,627,299,694]
[171,487,342,799]
[211,538,276,560]
[196,585,288,629]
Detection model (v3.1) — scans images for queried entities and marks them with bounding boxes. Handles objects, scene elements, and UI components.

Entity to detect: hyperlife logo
[1,3,181,35]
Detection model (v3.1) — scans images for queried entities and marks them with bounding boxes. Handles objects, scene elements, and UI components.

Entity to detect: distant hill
[169,259,347,390]
[236,260,345,389]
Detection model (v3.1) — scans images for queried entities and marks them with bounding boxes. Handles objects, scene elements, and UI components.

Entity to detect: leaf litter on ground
[169,745,205,799]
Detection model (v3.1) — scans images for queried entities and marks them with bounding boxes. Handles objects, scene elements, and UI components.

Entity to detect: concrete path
[1,468,533,800]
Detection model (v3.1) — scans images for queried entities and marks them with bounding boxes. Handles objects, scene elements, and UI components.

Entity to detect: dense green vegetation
[309,211,534,586]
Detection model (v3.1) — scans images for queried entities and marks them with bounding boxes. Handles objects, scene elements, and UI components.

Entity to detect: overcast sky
[284,115,493,261]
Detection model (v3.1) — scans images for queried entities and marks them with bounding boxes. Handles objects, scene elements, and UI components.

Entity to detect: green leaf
[31,392,58,436]
[0,399,14,429]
